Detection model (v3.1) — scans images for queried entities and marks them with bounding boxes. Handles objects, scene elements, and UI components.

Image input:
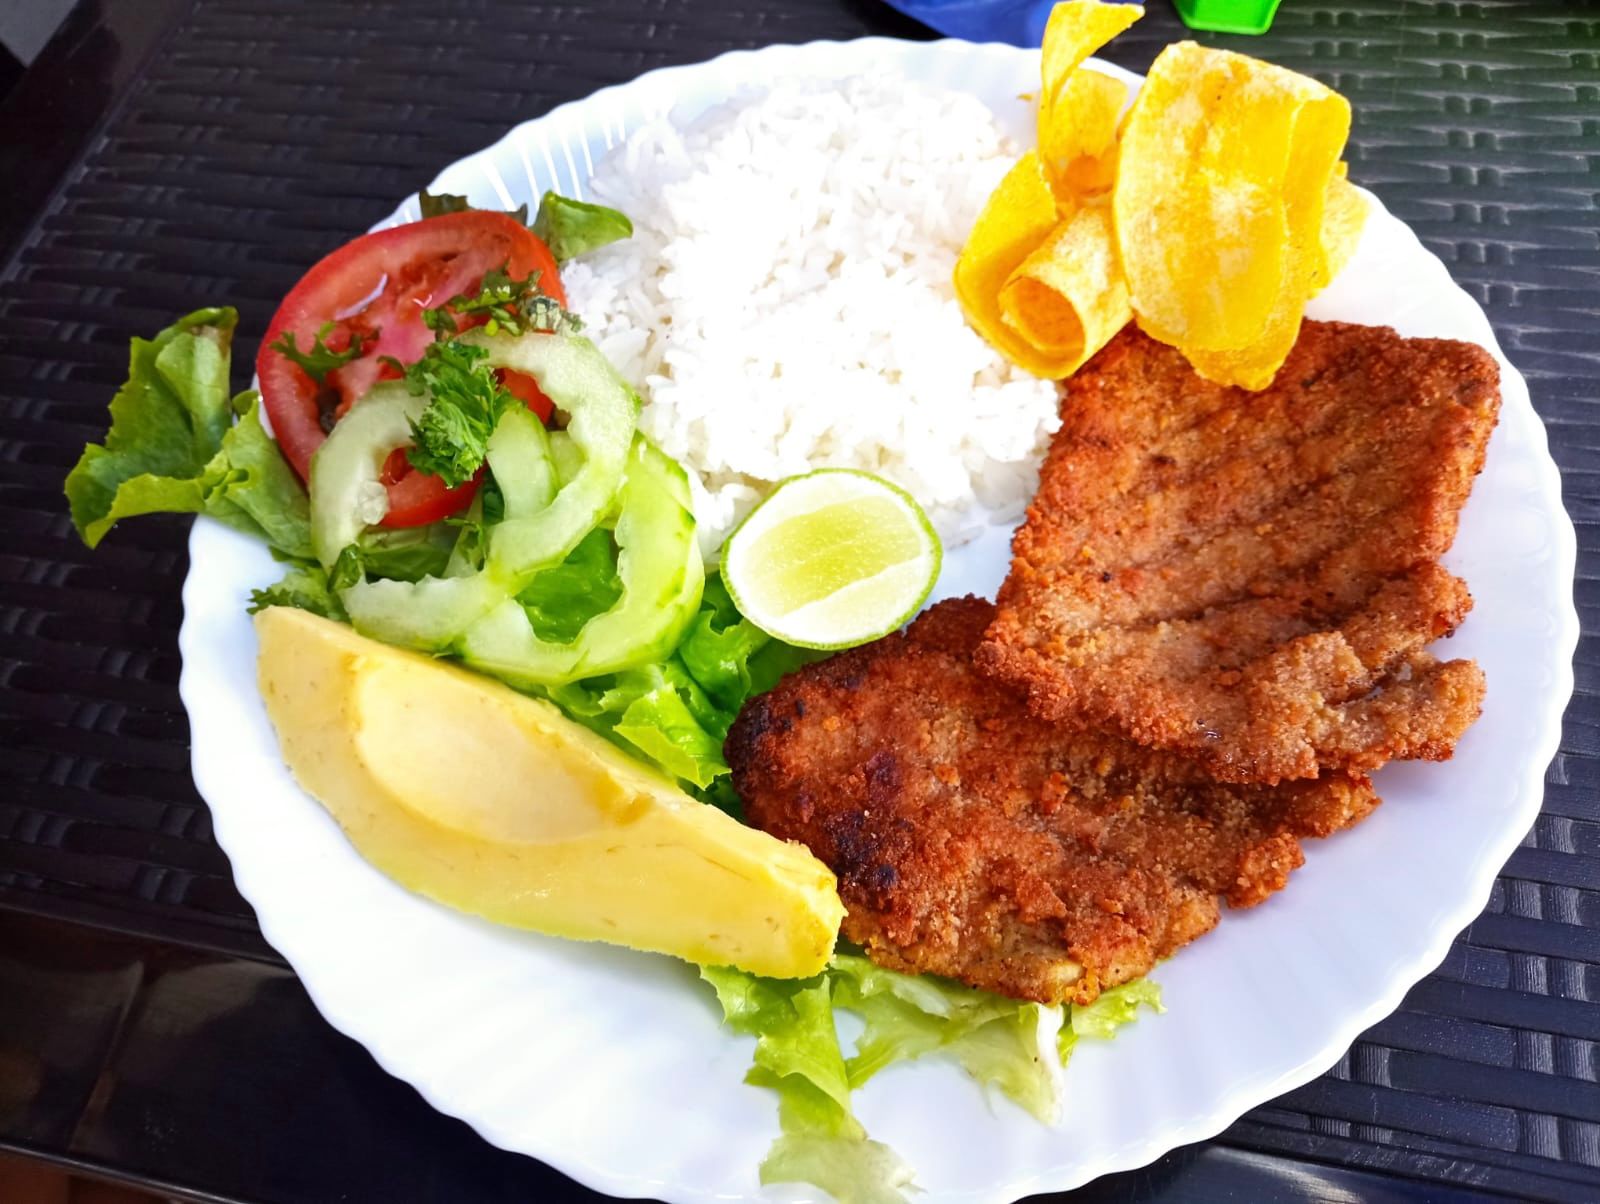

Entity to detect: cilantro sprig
[422,266,582,340]
[393,262,584,488]
[269,322,372,384]
[396,340,519,488]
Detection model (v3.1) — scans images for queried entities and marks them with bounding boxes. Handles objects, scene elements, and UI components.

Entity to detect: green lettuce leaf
[610,669,727,788]
[678,575,825,711]
[535,572,814,798]
[701,967,915,1204]
[352,525,458,584]
[201,392,316,559]
[66,308,312,559]
[1058,978,1165,1066]
[830,955,1056,1123]
[516,528,622,643]
[248,560,346,622]
[709,957,1161,1203]
[418,187,530,226]
[533,191,633,263]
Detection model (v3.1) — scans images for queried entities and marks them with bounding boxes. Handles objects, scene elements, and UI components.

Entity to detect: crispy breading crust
[727,598,1380,1006]
[978,321,1499,783]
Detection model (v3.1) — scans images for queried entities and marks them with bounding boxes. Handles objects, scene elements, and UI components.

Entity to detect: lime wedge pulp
[722,469,942,650]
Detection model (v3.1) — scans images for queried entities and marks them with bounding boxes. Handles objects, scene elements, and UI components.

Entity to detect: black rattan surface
[1,1,1597,1201]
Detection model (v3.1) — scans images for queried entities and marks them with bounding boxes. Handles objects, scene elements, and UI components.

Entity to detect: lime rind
[722,468,942,651]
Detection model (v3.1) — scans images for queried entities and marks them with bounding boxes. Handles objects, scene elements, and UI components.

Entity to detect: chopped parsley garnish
[422,266,582,340]
[399,340,518,488]
[268,322,371,384]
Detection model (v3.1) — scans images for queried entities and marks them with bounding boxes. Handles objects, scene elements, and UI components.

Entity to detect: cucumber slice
[462,331,638,581]
[341,333,641,651]
[487,406,556,520]
[461,437,704,685]
[308,383,426,569]
[548,431,583,487]
[341,571,509,652]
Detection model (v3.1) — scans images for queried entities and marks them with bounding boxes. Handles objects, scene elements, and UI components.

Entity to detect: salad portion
[67,182,1155,1202]
[67,195,792,810]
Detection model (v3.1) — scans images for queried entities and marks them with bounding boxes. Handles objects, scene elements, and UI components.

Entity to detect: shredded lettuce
[705,957,1161,1204]
[66,308,313,559]
[1058,977,1166,1066]
[701,966,915,1204]
[829,955,1055,1120]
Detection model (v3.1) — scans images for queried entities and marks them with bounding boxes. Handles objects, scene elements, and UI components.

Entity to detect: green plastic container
[1173,0,1284,35]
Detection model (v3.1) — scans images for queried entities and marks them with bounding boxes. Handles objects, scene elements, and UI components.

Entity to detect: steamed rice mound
[561,72,1061,555]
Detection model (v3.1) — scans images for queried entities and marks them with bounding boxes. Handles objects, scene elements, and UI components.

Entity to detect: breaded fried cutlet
[726,598,1380,1006]
[977,321,1500,784]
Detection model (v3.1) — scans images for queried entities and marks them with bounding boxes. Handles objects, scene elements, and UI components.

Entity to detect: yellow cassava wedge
[254,606,843,978]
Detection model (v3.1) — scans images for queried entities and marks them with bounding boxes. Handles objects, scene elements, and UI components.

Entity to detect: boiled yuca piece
[255,606,844,978]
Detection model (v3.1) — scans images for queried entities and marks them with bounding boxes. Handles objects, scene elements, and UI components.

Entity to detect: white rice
[561,71,1061,556]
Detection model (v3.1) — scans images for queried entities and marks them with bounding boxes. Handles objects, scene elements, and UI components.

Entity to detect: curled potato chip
[1194,167,1369,389]
[1039,2,1143,201]
[1320,166,1368,285]
[1042,69,1131,200]
[953,151,1069,375]
[999,203,1131,376]
[1113,41,1350,364]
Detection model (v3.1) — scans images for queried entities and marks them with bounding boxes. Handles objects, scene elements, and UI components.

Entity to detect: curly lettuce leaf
[516,528,622,643]
[202,393,316,559]
[352,524,458,584]
[701,966,915,1204]
[537,573,816,797]
[418,187,530,226]
[830,955,1056,1123]
[1058,978,1165,1066]
[249,560,346,622]
[533,191,633,263]
[66,308,312,559]
[708,957,1161,1203]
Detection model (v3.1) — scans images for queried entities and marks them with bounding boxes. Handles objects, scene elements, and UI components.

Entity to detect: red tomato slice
[499,369,555,424]
[257,210,565,527]
[378,450,484,527]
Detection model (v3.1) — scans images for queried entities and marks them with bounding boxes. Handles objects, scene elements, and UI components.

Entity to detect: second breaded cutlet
[727,598,1380,1006]
[978,321,1499,784]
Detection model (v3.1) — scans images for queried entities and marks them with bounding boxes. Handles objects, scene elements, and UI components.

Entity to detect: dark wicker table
[1,1,1596,1200]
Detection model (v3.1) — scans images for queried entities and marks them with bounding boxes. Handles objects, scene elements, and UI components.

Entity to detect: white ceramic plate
[179,37,1577,1204]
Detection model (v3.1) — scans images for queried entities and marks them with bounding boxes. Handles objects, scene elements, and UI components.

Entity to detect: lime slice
[723,469,942,650]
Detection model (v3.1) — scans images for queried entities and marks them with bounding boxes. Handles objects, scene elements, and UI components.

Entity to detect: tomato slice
[499,369,555,424]
[257,210,565,526]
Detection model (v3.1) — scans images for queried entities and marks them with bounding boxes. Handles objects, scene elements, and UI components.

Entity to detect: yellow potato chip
[1041,1,1144,87]
[1320,167,1368,285]
[1183,168,1366,390]
[953,151,1072,376]
[999,203,1131,376]
[1041,68,1130,199]
[1038,2,1143,201]
[1113,41,1350,359]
